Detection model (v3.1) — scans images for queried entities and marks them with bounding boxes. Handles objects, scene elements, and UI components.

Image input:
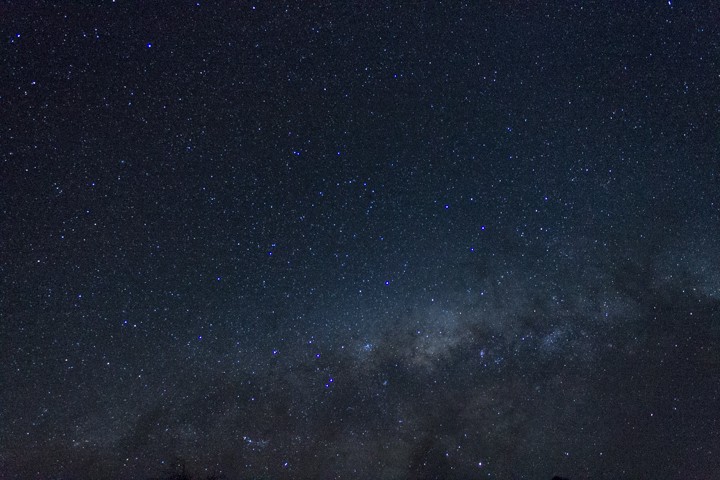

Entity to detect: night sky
[3,2,720,479]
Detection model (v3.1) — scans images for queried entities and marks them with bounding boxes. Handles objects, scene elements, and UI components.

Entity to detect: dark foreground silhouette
[150,470,567,480]
[149,462,569,480]
[150,462,224,480]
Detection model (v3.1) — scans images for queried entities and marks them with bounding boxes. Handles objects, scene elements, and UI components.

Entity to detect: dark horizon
[3,1,719,479]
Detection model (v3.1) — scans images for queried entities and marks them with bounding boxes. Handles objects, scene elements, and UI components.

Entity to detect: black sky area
[2,1,720,479]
